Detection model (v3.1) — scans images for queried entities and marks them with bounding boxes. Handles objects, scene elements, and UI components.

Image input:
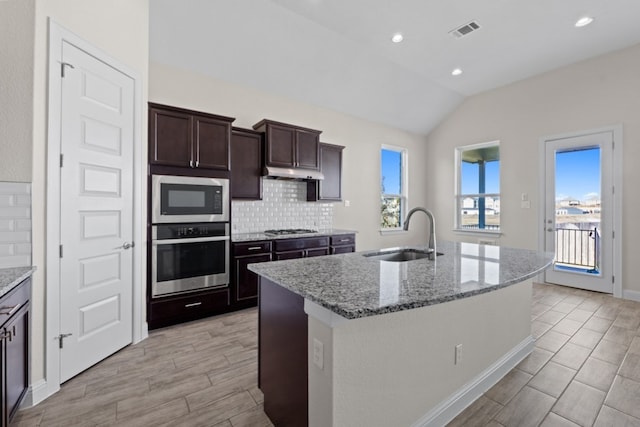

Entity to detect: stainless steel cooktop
[264,229,318,236]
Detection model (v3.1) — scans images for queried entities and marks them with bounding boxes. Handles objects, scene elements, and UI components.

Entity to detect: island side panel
[258,277,308,427]
[307,280,533,427]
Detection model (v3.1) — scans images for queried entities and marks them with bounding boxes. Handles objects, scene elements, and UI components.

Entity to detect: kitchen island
[249,241,553,427]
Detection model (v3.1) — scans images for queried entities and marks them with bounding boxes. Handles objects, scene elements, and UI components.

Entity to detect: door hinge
[612,185,615,195]
[55,333,73,349]
[60,153,64,167]
[61,62,75,78]
[612,276,615,284]
[612,231,615,239]
[612,141,615,149]
[59,244,63,258]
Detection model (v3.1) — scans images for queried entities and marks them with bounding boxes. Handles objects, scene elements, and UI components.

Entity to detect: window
[381,146,407,230]
[456,141,500,231]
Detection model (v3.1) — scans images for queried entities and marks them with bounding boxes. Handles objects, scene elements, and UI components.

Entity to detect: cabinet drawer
[0,277,30,328]
[306,248,330,258]
[150,288,230,324]
[273,236,329,252]
[233,241,272,256]
[331,245,355,255]
[330,234,355,246]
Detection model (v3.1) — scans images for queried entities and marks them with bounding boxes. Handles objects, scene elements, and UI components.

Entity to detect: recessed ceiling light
[391,33,404,43]
[452,68,463,76]
[575,16,594,27]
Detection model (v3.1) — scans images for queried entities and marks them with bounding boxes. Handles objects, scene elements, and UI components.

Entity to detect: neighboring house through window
[381,145,408,230]
[456,141,500,231]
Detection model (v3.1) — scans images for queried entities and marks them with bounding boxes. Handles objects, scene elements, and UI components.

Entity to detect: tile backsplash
[232,179,333,233]
[0,182,32,268]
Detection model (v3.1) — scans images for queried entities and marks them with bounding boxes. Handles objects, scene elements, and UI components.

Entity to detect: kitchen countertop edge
[0,266,36,298]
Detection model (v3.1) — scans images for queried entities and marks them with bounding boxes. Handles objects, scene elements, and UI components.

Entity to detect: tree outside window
[381,146,407,229]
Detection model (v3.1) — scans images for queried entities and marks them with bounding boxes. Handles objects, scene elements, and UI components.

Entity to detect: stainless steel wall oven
[151,174,230,297]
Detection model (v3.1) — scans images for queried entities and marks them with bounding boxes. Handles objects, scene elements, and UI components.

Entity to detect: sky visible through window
[381,149,401,194]
[461,161,499,194]
[555,147,600,201]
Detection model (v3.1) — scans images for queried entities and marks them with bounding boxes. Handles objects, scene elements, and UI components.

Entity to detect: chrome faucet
[403,207,436,259]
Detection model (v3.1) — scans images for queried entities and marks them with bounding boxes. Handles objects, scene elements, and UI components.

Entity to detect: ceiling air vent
[449,21,481,39]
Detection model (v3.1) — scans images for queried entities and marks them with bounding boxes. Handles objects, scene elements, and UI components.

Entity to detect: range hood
[263,166,324,180]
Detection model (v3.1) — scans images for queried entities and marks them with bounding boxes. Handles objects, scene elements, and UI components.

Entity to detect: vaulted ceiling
[150,0,640,135]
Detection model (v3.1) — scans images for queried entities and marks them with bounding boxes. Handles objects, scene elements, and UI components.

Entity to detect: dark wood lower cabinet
[259,277,308,427]
[148,287,230,330]
[1,277,30,427]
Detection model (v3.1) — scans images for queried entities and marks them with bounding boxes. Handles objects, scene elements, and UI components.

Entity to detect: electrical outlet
[344,200,351,207]
[521,200,531,209]
[455,344,462,365]
[313,338,324,370]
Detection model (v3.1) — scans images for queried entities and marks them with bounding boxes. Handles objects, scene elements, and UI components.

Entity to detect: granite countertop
[248,240,554,320]
[232,228,357,243]
[0,267,35,299]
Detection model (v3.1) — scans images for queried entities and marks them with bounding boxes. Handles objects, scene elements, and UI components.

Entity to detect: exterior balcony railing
[554,227,599,272]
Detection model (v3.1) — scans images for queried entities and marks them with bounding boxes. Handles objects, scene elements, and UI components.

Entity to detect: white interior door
[544,131,614,293]
[58,40,134,382]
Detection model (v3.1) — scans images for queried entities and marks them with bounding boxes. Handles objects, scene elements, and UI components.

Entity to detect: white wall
[425,43,640,293]
[150,62,431,251]
[308,281,532,426]
[23,0,149,385]
[0,0,35,182]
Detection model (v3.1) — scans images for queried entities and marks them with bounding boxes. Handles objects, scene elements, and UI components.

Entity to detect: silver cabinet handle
[189,160,194,168]
[195,160,200,168]
[0,303,21,316]
[114,242,135,250]
[247,246,262,251]
[185,302,202,308]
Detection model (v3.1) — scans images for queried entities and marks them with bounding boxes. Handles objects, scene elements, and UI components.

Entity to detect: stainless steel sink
[363,248,443,262]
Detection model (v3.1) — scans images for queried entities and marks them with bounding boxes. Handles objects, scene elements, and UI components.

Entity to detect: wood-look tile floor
[12,308,273,427]
[449,283,640,427]
[13,283,640,426]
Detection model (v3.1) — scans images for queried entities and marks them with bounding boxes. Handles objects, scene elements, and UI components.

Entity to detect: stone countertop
[232,228,357,243]
[0,267,35,299]
[249,241,554,320]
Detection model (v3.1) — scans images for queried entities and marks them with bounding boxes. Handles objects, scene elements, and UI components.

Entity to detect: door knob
[546,228,554,232]
[114,242,135,250]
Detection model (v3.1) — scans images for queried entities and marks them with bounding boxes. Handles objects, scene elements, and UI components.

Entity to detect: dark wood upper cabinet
[194,114,231,170]
[253,119,321,170]
[308,143,344,201]
[149,107,192,167]
[149,103,234,171]
[231,127,263,200]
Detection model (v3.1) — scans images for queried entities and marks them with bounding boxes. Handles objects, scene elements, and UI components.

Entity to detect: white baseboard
[623,289,640,302]
[412,336,535,427]
[21,379,51,408]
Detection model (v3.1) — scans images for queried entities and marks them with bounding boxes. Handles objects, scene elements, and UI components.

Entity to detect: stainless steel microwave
[151,175,229,224]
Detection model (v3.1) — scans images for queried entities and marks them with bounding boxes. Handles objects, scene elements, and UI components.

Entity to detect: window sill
[380,228,407,236]
[453,229,502,238]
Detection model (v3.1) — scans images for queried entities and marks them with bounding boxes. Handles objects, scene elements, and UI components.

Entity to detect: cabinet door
[235,253,272,301]
[4,305,29,424]
[266,124,296,168]
[306,248,330,258]
[149,107,192,167]
[231,129,263,200]
[308,143,343,201]
[295,129,320,170]
[331,245,355,254]
[194,115,231,170]
[274,250,305,260]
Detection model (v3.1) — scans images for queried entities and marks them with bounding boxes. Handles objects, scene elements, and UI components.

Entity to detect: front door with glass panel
[544,131,614,293]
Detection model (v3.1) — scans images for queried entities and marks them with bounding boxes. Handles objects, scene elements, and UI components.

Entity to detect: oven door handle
[152,236,230,245]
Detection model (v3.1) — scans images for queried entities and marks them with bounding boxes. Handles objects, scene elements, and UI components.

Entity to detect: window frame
[380,144,408,233]
[454,140,501,235]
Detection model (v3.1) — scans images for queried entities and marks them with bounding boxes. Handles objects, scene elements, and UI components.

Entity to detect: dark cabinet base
[148,287,231,330]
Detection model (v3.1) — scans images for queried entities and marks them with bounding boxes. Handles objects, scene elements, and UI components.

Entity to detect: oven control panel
[153,222,229,240]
